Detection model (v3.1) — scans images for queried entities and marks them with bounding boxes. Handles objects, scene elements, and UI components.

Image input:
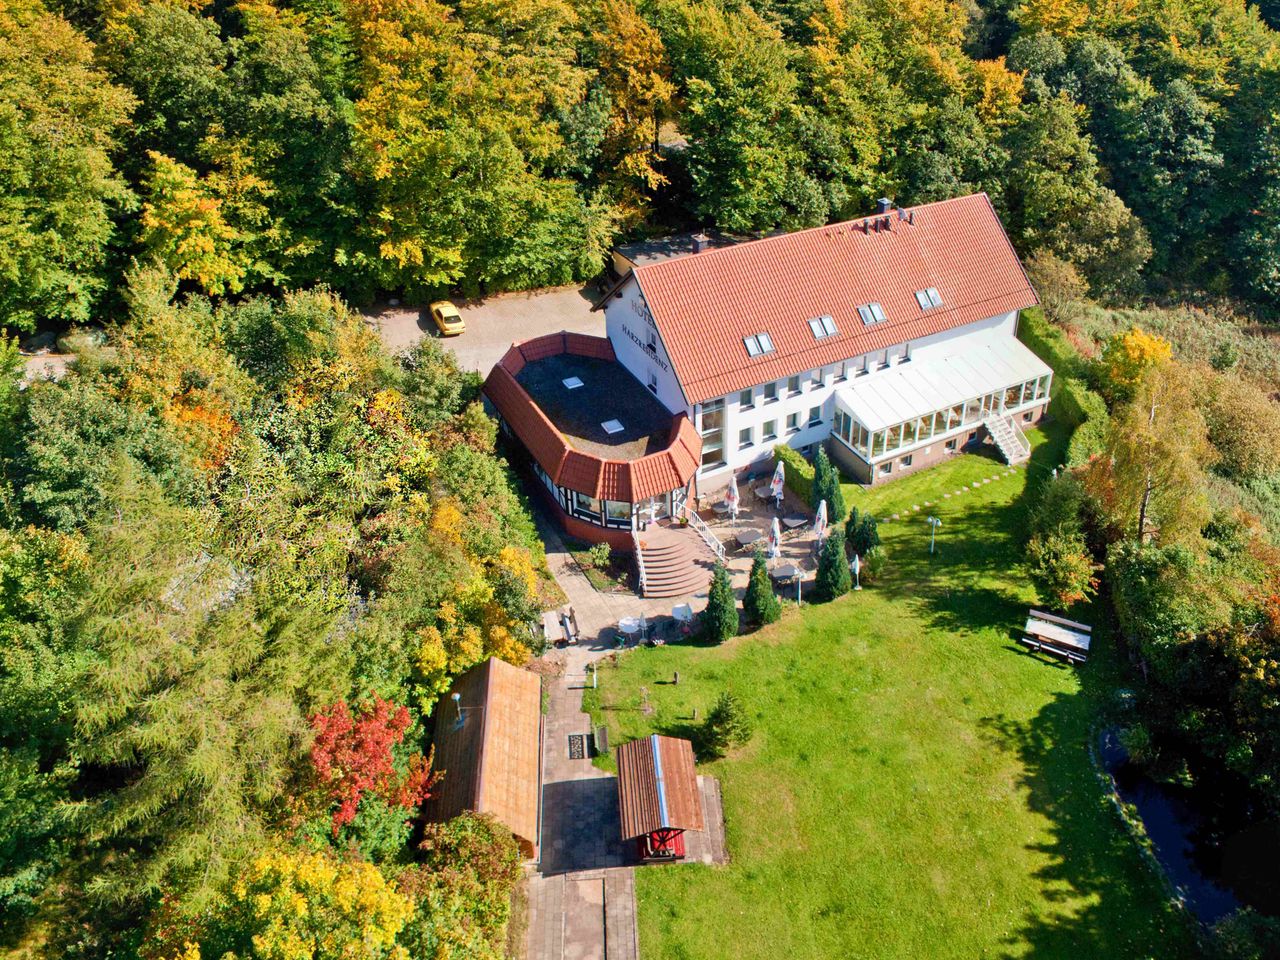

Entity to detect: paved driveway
[365,283,604,376]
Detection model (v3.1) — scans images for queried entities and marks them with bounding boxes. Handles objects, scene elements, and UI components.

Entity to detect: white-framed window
[857,302,887,325]
[808,405,822,427]
[763,419,778,441]
[812,369,825,388]
[807,315,838,339]
[740,387,753,409]
[1022,410,1034,422]
[739,426,753,449]
[787,375,802,396]
[878,461,892,475]
[647,370,658,393]
[786,412,800,434]
[743,332,775,357]
[700,398,726,468]
[763,381,778,403]
[647,327,658,351]
[914,287,942,310]
[855,355,869,377]
[878,351,891,370]
[901,454,913,467]
[945,438,957,451]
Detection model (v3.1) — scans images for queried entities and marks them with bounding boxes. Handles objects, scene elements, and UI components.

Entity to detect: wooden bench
[592,725,609,757]
[1021,609,1091,665]
[1018,634,1088,665]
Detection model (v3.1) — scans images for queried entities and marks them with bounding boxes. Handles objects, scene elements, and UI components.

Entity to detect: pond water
[1098,729,1242,925]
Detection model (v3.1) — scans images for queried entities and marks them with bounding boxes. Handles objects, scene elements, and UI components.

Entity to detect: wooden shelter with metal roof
[425,657,543,859]
[616,734,704,860]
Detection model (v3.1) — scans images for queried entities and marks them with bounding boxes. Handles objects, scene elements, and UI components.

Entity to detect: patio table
[753,484,775,501]
[781,515,808,531]
[711,501,733,517]
[618,616,643,637]
[735,529,764,549]
[770,562,801,581]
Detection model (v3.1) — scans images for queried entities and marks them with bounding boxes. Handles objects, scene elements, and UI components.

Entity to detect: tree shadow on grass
[978,693,1198,960]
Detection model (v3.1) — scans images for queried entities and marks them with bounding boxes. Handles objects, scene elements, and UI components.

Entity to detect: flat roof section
[515,353,674,460]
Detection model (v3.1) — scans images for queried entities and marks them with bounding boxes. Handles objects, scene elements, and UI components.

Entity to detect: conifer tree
[814,533,851,601]
[702,561,738,642]
[811,445,832,511]
[743,546,781,626]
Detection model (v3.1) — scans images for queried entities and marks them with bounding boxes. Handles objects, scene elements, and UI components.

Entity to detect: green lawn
[585,426,1197,959]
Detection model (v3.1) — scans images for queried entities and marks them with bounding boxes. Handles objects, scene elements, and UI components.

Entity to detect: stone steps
[636,524,715,598]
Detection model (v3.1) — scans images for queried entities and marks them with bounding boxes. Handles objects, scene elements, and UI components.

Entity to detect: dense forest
[4,0,1280,954]
[0,277,550,954]
[4,0,1280,325]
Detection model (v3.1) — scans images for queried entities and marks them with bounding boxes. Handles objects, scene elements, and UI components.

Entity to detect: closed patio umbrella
[770,460,785,507]
[769,516,781,561]
[814,499,828,543]
[726,473,740,523]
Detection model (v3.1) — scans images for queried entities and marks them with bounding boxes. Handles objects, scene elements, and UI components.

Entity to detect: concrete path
[366,283,603,375]
[529,669,638,960]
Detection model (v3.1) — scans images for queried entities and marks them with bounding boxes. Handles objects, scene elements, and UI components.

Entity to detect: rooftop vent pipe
[691,232,709,253]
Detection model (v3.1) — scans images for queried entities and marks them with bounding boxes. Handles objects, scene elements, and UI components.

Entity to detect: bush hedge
[1018,307,1086,380]
[772,445,813,503]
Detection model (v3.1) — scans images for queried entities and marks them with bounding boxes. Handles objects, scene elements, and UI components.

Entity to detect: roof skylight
[915,287,943,309]
[601,419,624,435]
[808,315,838,339]
[857,302,887,325]
[562,376,585,389]
[743,332,775,357]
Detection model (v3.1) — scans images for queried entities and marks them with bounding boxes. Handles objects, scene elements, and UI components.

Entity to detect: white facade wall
[602,277,688,416]
[695,311,1021,487]
[604,278,1023,492]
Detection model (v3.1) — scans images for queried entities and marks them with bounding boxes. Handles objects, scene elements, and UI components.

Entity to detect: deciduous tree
[0,0,134,330]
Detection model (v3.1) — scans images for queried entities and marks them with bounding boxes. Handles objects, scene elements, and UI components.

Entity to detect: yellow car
[429,300,465,336]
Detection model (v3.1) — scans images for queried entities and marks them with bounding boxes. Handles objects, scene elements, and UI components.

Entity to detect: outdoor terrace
[515,353,673,460]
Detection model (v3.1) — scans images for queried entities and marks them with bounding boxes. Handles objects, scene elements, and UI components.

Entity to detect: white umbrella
[726,473,740,521]
[770,460,785,506]
[769,516,781,560]
[814,499,828,543]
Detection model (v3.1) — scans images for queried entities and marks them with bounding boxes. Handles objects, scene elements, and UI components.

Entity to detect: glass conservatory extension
[832,334,1053,464]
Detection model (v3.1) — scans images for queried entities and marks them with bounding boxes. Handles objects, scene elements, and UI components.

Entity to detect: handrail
[686,509,726,563]
[632,531,647,594]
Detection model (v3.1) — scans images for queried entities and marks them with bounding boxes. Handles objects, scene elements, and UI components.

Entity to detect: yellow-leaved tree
[149,847,413,960]
[139,152,247,296]
[1101,326,1173,399]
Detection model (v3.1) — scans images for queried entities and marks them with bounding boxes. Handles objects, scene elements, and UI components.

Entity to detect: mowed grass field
[585,427,1197,960]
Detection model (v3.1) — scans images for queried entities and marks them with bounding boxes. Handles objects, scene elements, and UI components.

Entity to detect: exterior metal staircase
[983,413,1031,465]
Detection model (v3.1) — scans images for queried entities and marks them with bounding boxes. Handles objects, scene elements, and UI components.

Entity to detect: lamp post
[927,515,942,555]
[851,552,862,591]
[451,691,462,727]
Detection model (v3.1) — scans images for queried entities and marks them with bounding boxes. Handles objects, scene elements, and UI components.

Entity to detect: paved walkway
[528,509,736,960]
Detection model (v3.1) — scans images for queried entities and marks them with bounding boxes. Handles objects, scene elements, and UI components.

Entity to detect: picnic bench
[1019,609,1091,665]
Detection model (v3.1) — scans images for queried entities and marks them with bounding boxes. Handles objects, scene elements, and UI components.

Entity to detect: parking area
[364,283,604,375]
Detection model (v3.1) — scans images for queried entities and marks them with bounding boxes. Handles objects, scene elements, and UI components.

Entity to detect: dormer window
[857,302,887,325]
[807,315,838,339]
[743,332,775,357]
[915,287,942,309]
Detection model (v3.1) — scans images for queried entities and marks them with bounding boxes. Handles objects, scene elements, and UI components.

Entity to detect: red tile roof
[483,333,701,502]
[628,193,1038,404]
